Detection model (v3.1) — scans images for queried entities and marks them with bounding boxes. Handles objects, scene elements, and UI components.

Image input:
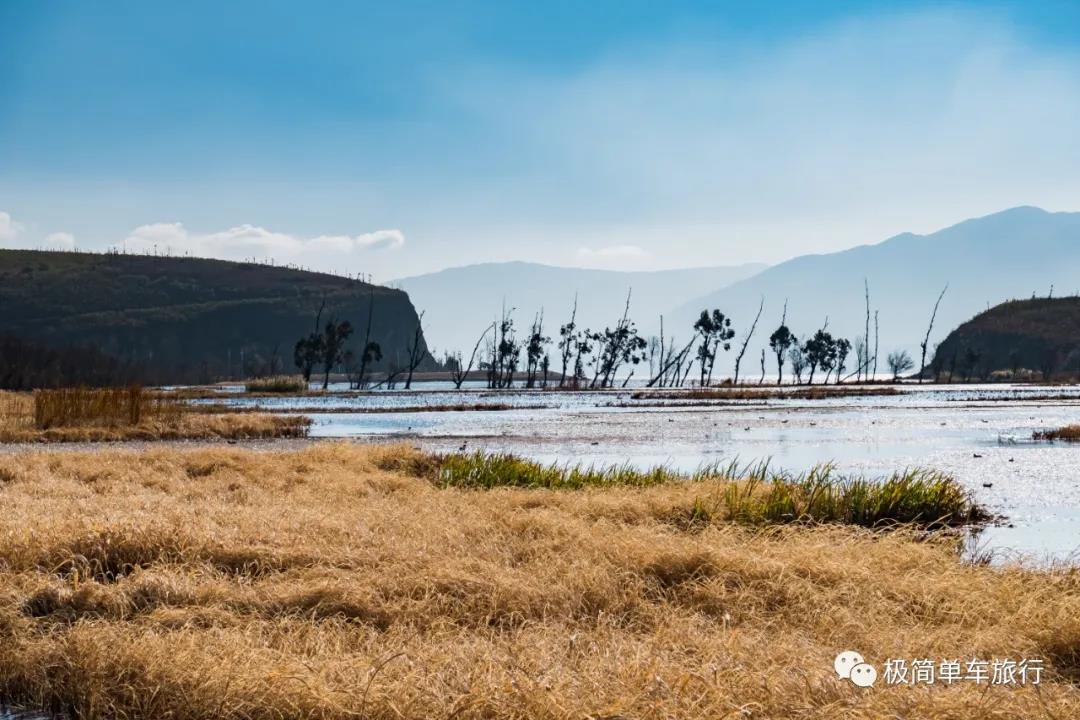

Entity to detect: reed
[243,375,308,393]
[32,386,182,429]
[0,391,33,429]
[0,387,309,443]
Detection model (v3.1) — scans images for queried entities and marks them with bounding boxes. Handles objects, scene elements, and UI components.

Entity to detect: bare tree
[557,296,578,388]
[732,297,764,385]
[404,311,427,389]
[887,349,914,381]
[862,279,871,381]
[647,335,695,387]
[452,322,495,389]
[758,347,766,385]
[918,284,948,384]
[319,317,353,390]
[873,311,880,379]
[353,289,382,389]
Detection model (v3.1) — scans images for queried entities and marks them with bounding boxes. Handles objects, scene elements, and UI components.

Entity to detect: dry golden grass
[0,389,309,442]
[244,375,308,394]
[1034,424,1080,442]
[0,443,1076,719]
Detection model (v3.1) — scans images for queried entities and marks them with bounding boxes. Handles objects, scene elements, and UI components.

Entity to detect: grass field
[0,443,1076,719]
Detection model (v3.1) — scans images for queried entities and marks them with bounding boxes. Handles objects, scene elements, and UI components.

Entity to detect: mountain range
[395,207,1080,380]
[674,206,1080,377]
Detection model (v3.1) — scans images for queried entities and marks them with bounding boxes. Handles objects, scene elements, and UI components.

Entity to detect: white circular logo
[834,650,865,679]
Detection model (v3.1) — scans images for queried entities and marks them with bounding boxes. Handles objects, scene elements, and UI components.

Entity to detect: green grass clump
[428,451,984,528]
[435,451,714,489]
[244,375,308,393]
[711,463,985,528]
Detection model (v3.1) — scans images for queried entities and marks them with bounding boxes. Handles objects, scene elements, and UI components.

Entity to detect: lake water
[218,383,1080,563]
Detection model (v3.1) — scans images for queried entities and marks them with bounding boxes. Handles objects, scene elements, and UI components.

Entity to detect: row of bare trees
[441,278,952,389]
[294,278,953,391]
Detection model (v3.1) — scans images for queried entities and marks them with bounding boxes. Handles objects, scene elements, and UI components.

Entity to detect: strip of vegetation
[630,386,903,401]
[201,402,542,415]
[243,375,308,393]
[698,464,987,528]
[0,388,310,443]
[429,451,713,489]
[1034,424,1080,442]
[394,450,984,528]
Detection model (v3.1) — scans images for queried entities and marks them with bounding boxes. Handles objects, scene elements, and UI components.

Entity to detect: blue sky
[2,1,1080,279]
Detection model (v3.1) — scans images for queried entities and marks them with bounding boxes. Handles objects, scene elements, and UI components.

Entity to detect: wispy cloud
[119,222,405,264]
[0,211,23,243]
[444,7,1080,266]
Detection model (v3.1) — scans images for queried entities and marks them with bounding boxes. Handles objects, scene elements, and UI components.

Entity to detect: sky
[2,1,1080,281]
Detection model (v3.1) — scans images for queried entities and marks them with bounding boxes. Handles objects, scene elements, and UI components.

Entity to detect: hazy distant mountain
[670,206,1080,379]
[392,261,767,355]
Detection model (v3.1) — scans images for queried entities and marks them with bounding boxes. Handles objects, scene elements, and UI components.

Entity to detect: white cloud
[43,232,75,251]
[0,211,23,244]
[355,229,405,250]
[119,222,405,264]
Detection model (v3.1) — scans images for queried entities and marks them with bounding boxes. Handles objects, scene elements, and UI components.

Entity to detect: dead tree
[353,289,381,389]
[918,284,948,384]
[404,311,427,390]
[733,297,764,385]
[862,279,871,381]
[452,322,495,389]
[557,296,578,387]
[873,311,880,379]
[647,336,696,387]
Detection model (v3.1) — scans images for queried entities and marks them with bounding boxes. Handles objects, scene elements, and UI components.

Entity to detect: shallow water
[225,383,1080,562]
[0,708,56,720]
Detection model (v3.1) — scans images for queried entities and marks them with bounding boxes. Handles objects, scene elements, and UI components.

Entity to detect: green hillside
[0,250,428,385]
[930,297,1080,381]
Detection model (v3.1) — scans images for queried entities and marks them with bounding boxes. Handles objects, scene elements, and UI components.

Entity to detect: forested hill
[930,297,1080,380]
[0,250,427,385]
